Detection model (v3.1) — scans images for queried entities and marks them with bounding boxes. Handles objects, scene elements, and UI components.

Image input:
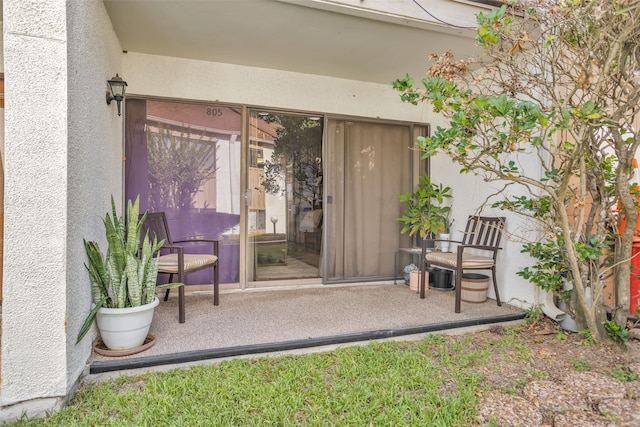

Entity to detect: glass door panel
[125,99,241,286]
[246,110,323,283]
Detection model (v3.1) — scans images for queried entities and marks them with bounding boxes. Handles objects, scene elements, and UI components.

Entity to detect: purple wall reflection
[125,99,241,284]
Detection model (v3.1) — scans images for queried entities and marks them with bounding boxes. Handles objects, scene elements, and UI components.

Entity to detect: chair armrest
[164,240,219,256]
[161,244,185,254]
[421,238,463,248]
[457,244,501,252]
[421,238,463,253]
[422,238,463,244]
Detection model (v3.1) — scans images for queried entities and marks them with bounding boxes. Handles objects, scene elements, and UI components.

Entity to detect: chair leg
[454,269,463,313]
[163,273,175,302]
[178,283,186,323]
[492,267,502,306]
[420,262,427,299]
[213,262,219,306]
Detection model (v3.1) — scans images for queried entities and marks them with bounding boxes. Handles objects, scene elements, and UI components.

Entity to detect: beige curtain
[326,120,411,280]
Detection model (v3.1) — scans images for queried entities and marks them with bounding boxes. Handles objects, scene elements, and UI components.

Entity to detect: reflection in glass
[125,100,241,284]
[248,111,323,282]
[146,124,218,212]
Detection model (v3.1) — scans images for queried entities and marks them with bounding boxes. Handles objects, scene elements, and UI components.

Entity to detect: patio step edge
[88,312,525,374]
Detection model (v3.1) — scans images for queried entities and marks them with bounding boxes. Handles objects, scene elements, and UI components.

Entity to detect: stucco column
[1,0,70,414]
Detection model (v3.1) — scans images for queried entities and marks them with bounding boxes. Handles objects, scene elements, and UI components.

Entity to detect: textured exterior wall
[2,0,70,411]
[123,52,432,123]
[0,21,4,74]
[431,149,538,308]
[0,0,123,420]
[65,0,124,402]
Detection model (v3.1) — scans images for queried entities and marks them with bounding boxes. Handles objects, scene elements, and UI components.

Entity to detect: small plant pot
[403,272,411,284]
[409,270,428,293]
[96,297,159,350]
[460,273,489,303]
[431,268,453,290]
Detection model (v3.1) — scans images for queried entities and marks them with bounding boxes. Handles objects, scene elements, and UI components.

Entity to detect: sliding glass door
[124,98,425,288]
[246,110,323,283]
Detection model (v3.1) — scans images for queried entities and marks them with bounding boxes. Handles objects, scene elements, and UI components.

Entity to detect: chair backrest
[461,216,505,248]
[140,212,174,246]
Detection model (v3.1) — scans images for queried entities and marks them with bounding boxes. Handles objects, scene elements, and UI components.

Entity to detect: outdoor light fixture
[106,74,127,116]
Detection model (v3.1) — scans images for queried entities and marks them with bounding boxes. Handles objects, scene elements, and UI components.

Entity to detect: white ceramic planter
[96,297,159,350]
[557,281,592,332]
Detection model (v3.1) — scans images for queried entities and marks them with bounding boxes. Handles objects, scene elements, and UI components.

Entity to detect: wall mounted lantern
[106,74,127,116]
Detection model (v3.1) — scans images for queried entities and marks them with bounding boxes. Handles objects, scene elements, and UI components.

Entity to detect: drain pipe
[535,286,565,321]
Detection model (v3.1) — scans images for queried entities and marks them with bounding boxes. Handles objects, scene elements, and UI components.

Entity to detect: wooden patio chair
[419,216,505,313]
[140,212,219,323]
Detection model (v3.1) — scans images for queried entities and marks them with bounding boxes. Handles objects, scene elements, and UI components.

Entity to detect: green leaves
[76,294,108,344]
[518,238,569,294]
[83,239,109,306]
[394,70,561,165]
[571,100,602,122]
[397,175,452,237]
[77,195,166,344]
[391,74,421,105]
[604,320,629,343]
[500,160,519,177]
[574,236,610,261]
[517,234,610,299]
[487,94,516,116]
[476,5,510,46]
[493,195,551,218]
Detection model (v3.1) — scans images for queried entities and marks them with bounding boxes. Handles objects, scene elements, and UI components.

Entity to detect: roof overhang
[103,0,488,85]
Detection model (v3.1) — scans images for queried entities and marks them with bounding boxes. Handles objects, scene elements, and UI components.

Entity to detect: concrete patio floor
[87,282,525,378]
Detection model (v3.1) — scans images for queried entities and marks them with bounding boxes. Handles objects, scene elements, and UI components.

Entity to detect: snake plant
[77,196,167,343]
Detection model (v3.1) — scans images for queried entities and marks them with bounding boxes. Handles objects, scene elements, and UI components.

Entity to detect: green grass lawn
[7,334,493,426]
[7,319,635,426]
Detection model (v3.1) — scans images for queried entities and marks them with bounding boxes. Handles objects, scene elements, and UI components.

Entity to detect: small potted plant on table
[397,174,452,241]
[397,174,452,292]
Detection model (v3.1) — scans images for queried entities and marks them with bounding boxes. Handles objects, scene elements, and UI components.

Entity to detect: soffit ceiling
[103,0,483,85]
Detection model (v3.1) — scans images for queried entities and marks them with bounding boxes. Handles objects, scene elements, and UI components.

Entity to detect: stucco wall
[65,0,124,402]
[124,53,536,308]
[431,151,538,308]
[0,21,4,74]
[123,52,432,123]
[1,0,123,419]
[2,0,70,411]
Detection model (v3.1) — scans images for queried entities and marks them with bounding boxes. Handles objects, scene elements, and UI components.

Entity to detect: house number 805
[207,108,223,116]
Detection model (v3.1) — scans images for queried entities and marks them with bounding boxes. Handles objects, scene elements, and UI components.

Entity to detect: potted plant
[438,211,455,252]
[403,263,419,284]
[76,196,179,351]
[397,174,452,239]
